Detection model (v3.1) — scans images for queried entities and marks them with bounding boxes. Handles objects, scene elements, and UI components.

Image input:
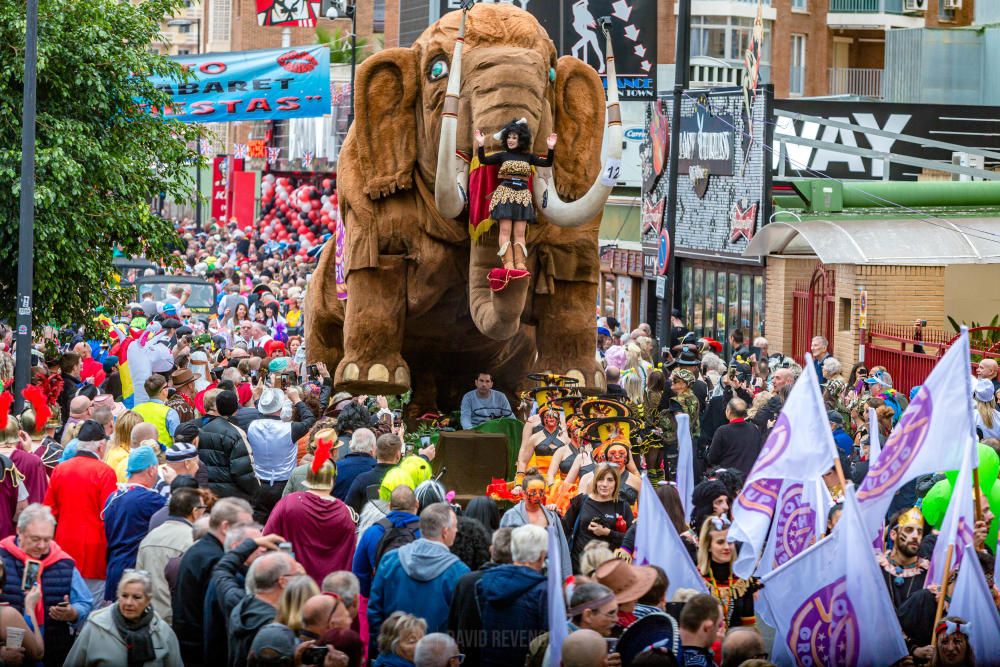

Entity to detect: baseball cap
[126,446,159,476]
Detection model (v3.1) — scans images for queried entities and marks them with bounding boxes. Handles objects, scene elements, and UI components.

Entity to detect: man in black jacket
[199,390,260,501]
[448,527,513,665]
[173,497,253,667]
[212,532,299,667]
[707,398,763,477]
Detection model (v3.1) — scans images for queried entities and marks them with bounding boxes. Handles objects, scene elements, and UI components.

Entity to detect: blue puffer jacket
[368,539,470,658]
[475,564,548,667]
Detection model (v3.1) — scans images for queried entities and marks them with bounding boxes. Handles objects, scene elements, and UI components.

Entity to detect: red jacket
[43,453,118,579]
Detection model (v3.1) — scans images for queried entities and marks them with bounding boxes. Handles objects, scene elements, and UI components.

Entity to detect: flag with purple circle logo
[758,478,830,577]
[760,486,908,667]
[926,433,978,588]
[857,329,974,538]
[729,358,838,578]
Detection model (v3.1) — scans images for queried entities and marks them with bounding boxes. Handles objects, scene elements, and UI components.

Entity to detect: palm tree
[316,26,378,65]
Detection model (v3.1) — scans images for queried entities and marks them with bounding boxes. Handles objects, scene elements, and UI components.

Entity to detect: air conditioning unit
[952,152,984,181]
[903,0,926,12]
[943,0,962,9]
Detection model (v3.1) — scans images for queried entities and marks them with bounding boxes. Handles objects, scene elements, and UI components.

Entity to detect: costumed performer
[697,516,759,629]
[474,120,556,285]
[498,470,572,575]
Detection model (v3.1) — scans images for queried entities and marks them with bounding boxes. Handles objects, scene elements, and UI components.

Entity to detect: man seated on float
[576,418,642,506]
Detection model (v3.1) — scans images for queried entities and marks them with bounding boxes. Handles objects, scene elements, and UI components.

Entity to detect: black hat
[161,318,182,330]
[76,420,107,442]
[215,390,239,417]
[170,474,200,492]
[175,326,193,338]
[173,421,200,444]
[616,612,680,666]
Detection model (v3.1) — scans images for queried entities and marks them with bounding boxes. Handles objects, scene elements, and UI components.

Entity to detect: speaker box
[432,431,510,503]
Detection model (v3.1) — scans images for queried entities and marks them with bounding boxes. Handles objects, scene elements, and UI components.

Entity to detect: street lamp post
[13,0,40,413]
[346,1,357,128]
[168,16,203,226]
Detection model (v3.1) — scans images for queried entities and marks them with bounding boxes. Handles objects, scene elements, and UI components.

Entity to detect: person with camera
[0,503,93,667]
[246,386,317,523]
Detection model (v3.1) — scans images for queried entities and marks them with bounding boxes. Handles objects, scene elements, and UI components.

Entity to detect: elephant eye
[428,57,449,81]
[549,67,556,82]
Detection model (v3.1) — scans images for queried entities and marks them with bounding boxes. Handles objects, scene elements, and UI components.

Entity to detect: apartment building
[386,0,974,99]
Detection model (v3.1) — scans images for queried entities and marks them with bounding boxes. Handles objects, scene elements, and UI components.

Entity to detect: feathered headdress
[0,392,12,431]
[21,385,50,433]
[311,437,335,475]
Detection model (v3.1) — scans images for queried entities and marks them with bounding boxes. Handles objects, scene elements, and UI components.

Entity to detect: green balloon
[921,479,954,529]
[943,443,1000,493]
[988,481,1000,554]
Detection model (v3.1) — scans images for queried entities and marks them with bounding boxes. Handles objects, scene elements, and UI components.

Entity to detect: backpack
[373,517,420,568]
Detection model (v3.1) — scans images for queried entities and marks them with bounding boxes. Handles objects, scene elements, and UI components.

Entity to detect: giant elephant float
[305,3,622,411]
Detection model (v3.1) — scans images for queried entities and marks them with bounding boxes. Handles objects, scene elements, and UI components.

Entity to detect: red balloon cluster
[257,174,338,256]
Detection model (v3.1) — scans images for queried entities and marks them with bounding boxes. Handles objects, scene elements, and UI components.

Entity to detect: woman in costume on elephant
[474,120,557,280]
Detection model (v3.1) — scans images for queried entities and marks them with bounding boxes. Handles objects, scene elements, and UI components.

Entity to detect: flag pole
[833,456,848,494]
[930,543,954,648]
[972,468,984,523]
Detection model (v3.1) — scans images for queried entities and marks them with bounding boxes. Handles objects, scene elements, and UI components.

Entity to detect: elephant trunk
[434,9,470,220]
[468,244,530,341]
[532,26,622,227]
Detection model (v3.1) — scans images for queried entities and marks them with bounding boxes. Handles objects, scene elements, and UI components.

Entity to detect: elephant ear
[552,55,605,201]
[354,48,420,199]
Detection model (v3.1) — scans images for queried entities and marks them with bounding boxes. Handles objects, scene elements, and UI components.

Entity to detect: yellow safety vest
[133,401,173,448]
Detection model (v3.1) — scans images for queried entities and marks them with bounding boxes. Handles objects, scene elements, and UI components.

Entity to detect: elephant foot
[533,357,606,393]
[335,356,411,396]
[488,267,530,292]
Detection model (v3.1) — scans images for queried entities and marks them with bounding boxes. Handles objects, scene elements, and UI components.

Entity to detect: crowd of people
[0,216,990,666]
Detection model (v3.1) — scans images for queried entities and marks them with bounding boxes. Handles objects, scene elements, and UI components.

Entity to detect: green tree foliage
[316,25,377,65]
[0,0,200,328]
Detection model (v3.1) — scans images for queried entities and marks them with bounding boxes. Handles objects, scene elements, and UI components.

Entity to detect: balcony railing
[828,67,883,97]
[829,0,904,13]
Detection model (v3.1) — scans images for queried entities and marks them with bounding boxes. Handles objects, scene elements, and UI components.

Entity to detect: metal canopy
[743,217,1000,265]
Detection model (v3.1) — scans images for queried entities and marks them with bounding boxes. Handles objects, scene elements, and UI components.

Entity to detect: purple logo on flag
[788,577,859,667]
[755,413,791,473]
[736,478,782,518]
[857,388,932,503]
[774,484,817,567]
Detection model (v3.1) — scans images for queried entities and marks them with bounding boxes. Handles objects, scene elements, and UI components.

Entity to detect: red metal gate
[791,265,836,362]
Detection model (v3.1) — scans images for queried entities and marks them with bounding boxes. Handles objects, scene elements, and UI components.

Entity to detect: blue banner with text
[145,45,330,123]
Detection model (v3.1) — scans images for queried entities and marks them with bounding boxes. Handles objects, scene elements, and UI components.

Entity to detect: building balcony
[828,0,927,28]
[828,67,883,97]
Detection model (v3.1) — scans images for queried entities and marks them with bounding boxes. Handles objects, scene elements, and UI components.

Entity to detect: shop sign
[730,199,758,243]
[679,107,735,199]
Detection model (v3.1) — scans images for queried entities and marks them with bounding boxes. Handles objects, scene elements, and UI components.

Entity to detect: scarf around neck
[111,603,156,667]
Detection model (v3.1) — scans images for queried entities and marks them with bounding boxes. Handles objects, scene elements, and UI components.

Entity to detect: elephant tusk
[533,26,622,228]
[434,8,470,220]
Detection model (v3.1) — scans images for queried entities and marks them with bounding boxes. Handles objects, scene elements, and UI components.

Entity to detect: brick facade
[764,258,947,369]
[229,0,376,53]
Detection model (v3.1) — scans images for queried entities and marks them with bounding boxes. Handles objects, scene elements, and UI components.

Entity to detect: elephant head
[350,3,617,338]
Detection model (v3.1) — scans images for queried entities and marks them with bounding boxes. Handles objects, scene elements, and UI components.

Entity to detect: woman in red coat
[264,439,357,584]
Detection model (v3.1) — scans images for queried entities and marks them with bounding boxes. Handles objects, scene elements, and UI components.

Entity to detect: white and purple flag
[857,329,974,537]
[867,406,881,465]
[545,522,567,666]
[757,478,831,578]
[926,433,978,588]
[759,485,908,667]
[635,474,708,598]
[676,413,695,522]
[949,544,1000,661]
[730,357,838,578]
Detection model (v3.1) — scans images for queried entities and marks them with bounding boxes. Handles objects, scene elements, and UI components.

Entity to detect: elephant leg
[335,254,411,395]
[533,279,606,391]
[304,240,345,374]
